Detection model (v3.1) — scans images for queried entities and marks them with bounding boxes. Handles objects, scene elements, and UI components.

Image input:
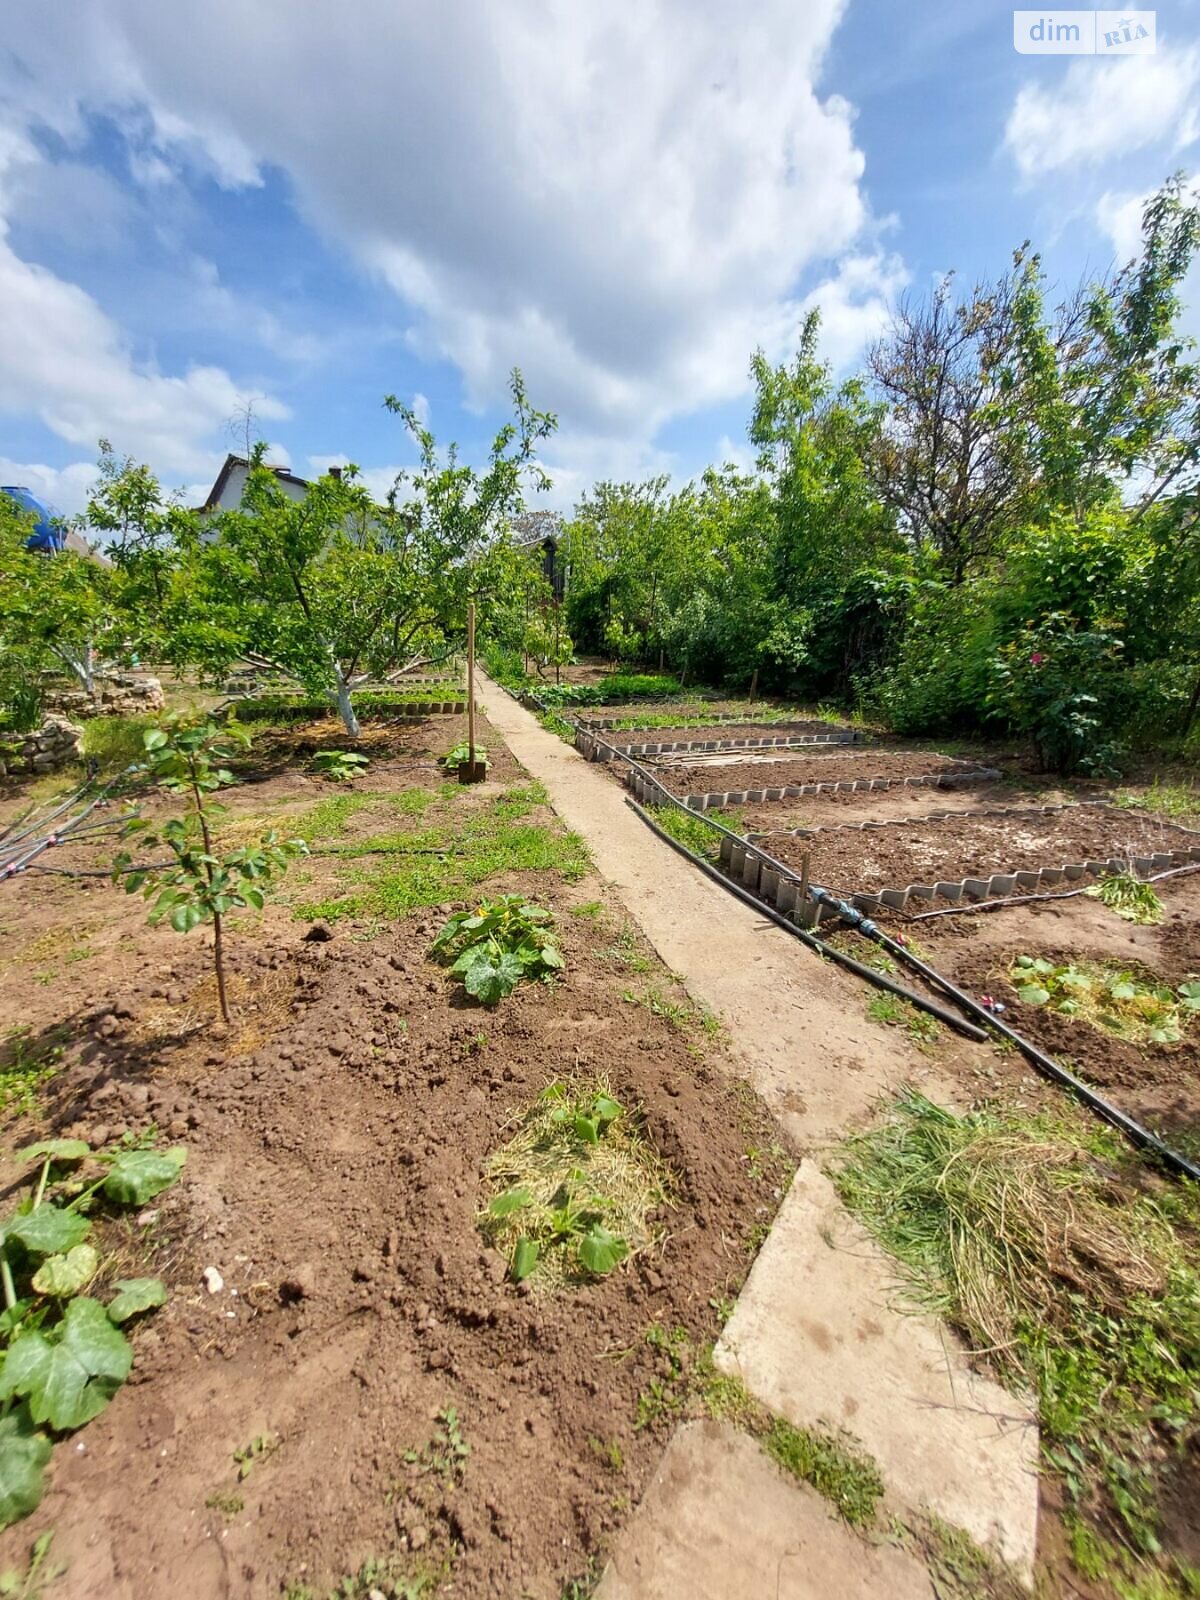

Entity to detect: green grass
[296,812,589,922]
[80,713,155,773]
[761,1417,884,1528]
[833,1092,1200,1584]
[290,790,380,843]
[645,802,725,860]
[388,786,437,818]
[865,992,941,1048]
[1112,780,1200,823]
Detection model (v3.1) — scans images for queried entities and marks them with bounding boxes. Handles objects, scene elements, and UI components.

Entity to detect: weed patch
[865,991,941,1049]
[832,1091,1200,1579]
[1086,869,1165,925]
[296,813,589,922]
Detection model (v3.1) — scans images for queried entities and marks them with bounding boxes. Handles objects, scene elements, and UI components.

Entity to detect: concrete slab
[595,1420,936,1600]
[715,1162,1040,1581]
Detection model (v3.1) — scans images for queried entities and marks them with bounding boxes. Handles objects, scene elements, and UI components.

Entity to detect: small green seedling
[403,1407,469,1484]
[430,895,564,1003]
[312,750,370,783]
[113,716,308,1024]
[233,1433,279,1480]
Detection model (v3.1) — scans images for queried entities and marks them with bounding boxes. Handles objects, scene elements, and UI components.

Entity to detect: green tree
[113,717,306,1024]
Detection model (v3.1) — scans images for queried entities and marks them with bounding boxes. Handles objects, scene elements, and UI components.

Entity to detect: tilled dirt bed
[645,748,976,799]
[601,720,843,746]
[894,880,1200,1158]
[757,806,1200,899]
[0,715,791,1600]
[736,780,1077,834]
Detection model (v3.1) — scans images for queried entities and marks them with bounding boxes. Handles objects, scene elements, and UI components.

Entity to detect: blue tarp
[2,485,66,552]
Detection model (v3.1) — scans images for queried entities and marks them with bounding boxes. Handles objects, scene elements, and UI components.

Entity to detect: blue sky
[1,1,1198,519]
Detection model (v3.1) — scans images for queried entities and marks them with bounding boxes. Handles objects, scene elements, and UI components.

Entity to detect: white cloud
[0,125,287,499]
[2,0,886,460]
[0,457,103,518]
[1005,49,1200,178]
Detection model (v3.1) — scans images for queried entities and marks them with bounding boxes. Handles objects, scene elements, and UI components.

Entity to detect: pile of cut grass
[833,1092,1200,1586]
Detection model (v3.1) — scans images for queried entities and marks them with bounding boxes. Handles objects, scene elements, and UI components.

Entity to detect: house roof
[201,454,311,511]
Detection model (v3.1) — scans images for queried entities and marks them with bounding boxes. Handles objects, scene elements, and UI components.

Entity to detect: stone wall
[0,717,84,779]
[44,673,165,719]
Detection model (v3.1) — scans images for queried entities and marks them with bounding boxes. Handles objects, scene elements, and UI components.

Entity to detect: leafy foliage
[481,1082,668,1288]
[430,895,564,1003]
[112,716,307,1023]
[0,1138,182,1527]
[1086,870,1165,925]
[312,749,371,783]
[1008,954,1200,1044]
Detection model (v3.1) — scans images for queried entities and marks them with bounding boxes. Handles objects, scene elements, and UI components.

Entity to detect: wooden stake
[798,851,811,924]
[467,599,476,770]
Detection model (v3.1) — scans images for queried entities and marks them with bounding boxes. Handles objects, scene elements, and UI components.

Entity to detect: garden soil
[0,716,790,1599]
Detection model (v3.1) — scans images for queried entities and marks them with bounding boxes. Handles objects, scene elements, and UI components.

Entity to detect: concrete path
[595,1421,936,1600]
[478,675,1039,1589]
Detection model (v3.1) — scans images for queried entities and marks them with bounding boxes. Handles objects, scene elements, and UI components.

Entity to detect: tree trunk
[332,675,362,737]
[749,667,759,700]
[1183,663,1200,737]
[212,913,230,1025]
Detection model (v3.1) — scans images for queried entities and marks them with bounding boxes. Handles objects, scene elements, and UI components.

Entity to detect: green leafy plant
[440,740,488,772]
[481,1083,668,1288]
[429,894,563,1003]
[403,1407,469,1485]
[1009,955,1200,1043]
[0,1139,182,1528]
[312,749,370,783]
[112,716,308,1023]
[1085,869,1165,925]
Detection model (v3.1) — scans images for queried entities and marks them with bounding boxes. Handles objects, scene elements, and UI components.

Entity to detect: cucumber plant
[312,749,370,783]
[0,1136,185,1528]
[430,895,563,1003]
[112,716,308,1024]
[1010,955,1200,1043]
[441,740,488,773]
[481,1084,656,1286]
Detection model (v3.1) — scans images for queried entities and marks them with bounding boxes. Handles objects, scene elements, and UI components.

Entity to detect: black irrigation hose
[626,795,989,1043]
[531,689,1200,1184]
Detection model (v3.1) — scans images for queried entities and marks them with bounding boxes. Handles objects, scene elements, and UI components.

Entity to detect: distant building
[199,454,313,513]
[511,510,565,601]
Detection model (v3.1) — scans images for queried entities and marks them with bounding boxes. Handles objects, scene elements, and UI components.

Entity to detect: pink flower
[1029,652,1046,666]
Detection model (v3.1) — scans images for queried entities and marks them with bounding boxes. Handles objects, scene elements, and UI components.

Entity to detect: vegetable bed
[756,806,1200,904]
